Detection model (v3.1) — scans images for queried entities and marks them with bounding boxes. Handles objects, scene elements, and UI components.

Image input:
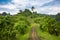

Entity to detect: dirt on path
[28,26,40,40]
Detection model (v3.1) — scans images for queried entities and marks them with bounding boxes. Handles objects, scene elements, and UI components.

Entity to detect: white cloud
[0,3,16,9]
[0,0,60,15]
[35,6,60,15]
[29,0,53,6]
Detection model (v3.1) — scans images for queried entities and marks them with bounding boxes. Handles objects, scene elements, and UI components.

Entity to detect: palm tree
[31,6,35,12]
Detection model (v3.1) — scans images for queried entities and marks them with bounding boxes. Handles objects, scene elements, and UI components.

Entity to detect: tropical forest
[0,6,60,40]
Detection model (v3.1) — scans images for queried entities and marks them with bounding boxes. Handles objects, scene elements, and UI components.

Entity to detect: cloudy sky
[0,0,60,15]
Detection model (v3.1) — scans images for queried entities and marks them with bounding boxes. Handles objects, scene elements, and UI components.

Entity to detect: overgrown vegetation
[0,7,60,40]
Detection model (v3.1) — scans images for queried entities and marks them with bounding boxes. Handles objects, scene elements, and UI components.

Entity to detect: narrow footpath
[28,26,40,40]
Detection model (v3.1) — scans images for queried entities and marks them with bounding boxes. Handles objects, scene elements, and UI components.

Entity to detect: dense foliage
[34,15,60,36]
[0,8,60,40]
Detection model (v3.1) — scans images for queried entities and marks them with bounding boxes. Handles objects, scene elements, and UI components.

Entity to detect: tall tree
[31,6,35,12]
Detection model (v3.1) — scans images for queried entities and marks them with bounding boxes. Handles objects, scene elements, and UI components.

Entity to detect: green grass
[36,26,60,40]
[16,33,29,40]
[16,26,32,40]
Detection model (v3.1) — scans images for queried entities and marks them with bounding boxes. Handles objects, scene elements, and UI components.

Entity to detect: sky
[0,0,60,15]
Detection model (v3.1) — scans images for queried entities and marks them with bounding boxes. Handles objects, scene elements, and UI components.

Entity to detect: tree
[19,10,23,13]
[31,6,35,12]
[2,12,7,16]
[56,13,60,21]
